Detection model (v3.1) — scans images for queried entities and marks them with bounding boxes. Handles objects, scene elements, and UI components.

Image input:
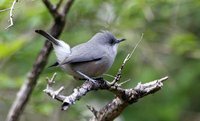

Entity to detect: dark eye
[110,39,115,44]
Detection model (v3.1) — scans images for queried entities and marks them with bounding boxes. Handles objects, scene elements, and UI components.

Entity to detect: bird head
[89,31,125,46]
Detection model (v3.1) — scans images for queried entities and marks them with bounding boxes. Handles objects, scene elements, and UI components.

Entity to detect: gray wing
[62,43,105,64]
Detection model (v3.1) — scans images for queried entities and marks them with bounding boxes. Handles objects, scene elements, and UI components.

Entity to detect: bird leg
[76,71,98,84]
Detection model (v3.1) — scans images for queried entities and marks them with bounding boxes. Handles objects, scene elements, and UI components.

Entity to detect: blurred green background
[1,0,200,121]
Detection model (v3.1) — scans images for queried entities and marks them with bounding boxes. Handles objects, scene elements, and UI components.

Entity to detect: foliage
[0,0,200,121]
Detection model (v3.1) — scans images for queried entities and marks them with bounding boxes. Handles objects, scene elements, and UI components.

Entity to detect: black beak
[117,38,126,43]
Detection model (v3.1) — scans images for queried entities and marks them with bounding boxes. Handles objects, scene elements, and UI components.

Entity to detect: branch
[0,8,11,12]
[92,76,168,121]
[42,0,74,19]
[6,1,75,121]
[5,0,18,29]
[42,0,58,18]
[44,73,168,120]
[62,0,74,17]
[56,0,64,10]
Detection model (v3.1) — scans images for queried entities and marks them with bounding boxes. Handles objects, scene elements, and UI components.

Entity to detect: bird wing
[61,43,105,64]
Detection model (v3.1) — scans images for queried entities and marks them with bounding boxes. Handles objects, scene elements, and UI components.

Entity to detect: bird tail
[35,30,59,45]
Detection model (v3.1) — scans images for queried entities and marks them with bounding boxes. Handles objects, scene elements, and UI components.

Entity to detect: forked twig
[111,33,144,85]
[5,0,18,29]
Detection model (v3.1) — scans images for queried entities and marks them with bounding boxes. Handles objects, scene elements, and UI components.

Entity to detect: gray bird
[35,30,125,80]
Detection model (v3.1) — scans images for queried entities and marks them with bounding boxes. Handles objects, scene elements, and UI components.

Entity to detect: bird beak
[117,38,126,43]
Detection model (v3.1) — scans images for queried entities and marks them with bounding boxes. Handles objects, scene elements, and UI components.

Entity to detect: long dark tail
[35,30,59,45]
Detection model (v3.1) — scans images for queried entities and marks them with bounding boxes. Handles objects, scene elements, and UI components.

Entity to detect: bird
[35,30,125,80]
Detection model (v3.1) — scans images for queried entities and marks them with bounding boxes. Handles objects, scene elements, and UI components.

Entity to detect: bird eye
[110,39,115,45]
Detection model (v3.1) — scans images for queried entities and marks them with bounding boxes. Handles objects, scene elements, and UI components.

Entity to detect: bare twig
[111,33,144,85]
[127,33,144,60]
[44,76,104,110]
[5,0,18,29]
[103,73,115,79]
[43,73,65,100]
[44,73,65,99]
[134,76,168,95]
[0,8,11,12]
[118,79,131,86]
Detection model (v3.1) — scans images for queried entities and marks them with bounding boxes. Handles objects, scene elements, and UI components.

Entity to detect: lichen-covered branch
[91,76,168,121]
[44,73,168,120]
